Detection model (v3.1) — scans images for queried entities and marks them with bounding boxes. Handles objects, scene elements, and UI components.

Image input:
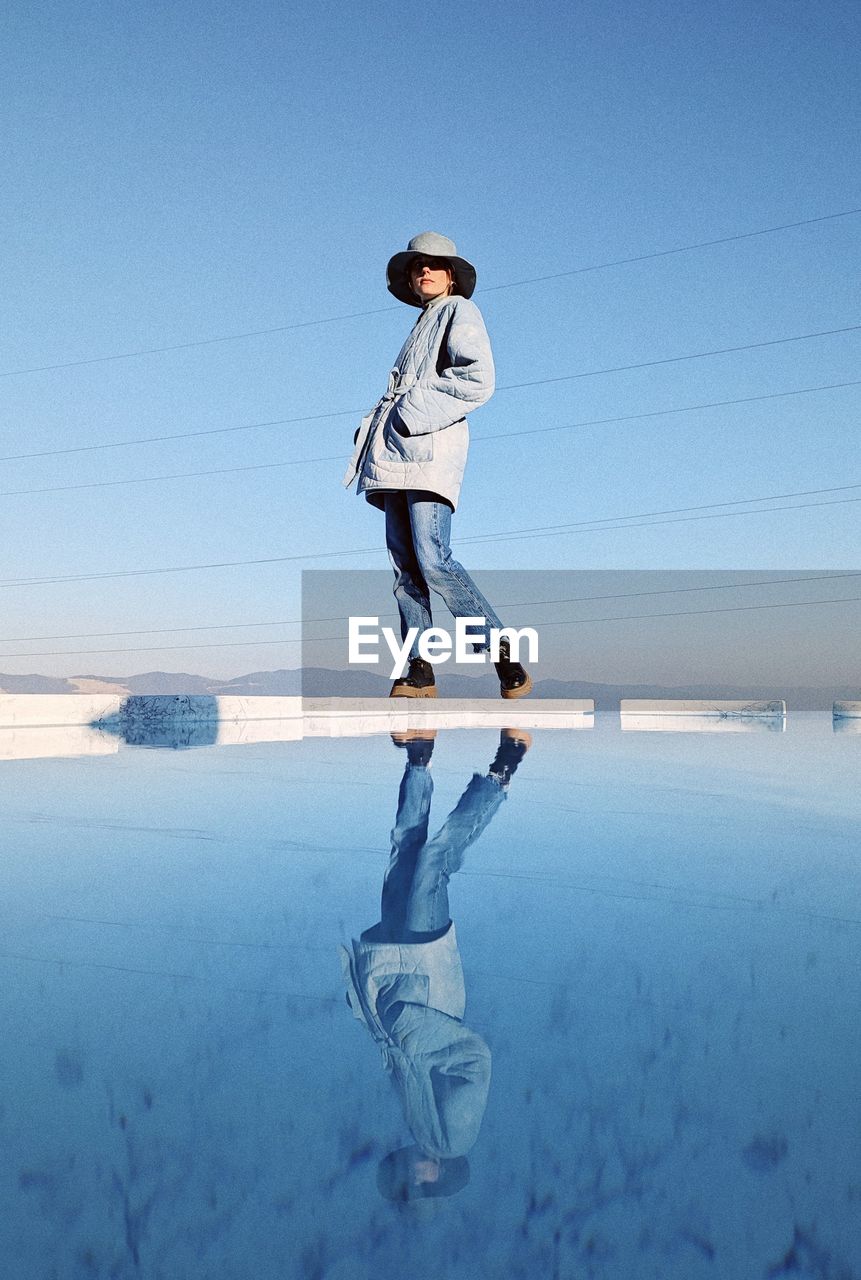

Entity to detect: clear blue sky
[2,0,859,679]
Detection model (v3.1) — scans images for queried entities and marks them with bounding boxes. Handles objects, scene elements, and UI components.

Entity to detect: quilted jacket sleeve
[395,299,495,438]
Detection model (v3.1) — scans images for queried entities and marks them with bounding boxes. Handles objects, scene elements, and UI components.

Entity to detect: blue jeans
[384,491,504,659]
[376,766,506,940]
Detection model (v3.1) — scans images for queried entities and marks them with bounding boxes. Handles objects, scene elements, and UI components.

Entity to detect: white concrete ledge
[0,693,123,727]
[0,694,593,729]
[302,697,593,722]
[94,694,304,725]
[0,695,594,758]
[620,699,786,719]
[833,700,861,719]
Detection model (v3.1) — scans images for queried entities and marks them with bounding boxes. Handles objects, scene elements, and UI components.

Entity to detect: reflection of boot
[487,728,531,787]
[391,730,437,768]
[494,640,532,700]
[390,657,437,698]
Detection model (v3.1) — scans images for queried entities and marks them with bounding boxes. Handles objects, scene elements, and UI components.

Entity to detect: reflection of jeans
[384,492,504,659]
[378,766,506,940]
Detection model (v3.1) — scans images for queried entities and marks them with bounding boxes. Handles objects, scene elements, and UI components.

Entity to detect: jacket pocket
[382,419,434,463]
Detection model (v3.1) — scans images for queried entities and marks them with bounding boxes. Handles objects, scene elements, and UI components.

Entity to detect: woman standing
[343,231,532,699]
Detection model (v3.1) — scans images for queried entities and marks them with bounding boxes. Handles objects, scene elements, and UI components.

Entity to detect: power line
[3,206,858,380]
[476,495,861,548]
[0,409,358,463]
[3,591,860,661]
[478,379,861,443]
[0,453,346,498]
[462,482,861,543]
[0,482,858,589]
[0,308,398,380]
[2,326,859,465]
[532,594,861,628]
[4,378,859,500]
[2,572,858,646]
[303,589,861,644]
[480,208,861,293]
[495,324,861,395]
[0,638,305,659]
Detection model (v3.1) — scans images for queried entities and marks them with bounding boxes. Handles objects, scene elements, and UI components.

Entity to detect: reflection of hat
[377,1147,470,1201]
[386,231,477,307]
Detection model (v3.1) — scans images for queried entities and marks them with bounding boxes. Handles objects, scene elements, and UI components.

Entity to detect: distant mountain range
[0,670,302,696]
[0,668,855,709]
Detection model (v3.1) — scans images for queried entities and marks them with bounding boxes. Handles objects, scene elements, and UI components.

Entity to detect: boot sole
[389,686,438,698]
[500,674,533,700]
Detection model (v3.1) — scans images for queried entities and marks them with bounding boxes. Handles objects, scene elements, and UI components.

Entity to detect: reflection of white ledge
[214,717,303,745]
[621,714,785,734]
[620,699,786,718]
[0,725,120,760]
[833,717,861,735]
[302,698,593,737]
[301,697,593,734]
[833,700,861,719]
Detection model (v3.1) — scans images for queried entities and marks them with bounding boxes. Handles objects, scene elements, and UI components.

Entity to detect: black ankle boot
[389,656,438,698]
[493,640,533,700]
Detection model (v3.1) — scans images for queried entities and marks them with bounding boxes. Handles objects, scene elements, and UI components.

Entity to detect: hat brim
[386,251,477,308]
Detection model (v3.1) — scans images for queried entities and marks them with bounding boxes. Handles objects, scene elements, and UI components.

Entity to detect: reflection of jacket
[342,294,495,511]
[340,925,491,1159]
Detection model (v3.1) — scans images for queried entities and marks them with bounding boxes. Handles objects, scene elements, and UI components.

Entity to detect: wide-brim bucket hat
[386,231,477,307]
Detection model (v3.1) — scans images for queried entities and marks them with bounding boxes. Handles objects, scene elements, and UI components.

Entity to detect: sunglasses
[409,257,452,274]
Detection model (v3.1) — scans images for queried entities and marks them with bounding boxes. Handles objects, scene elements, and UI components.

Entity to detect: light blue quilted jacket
[340,923,492,1159]
[342,294,495,511]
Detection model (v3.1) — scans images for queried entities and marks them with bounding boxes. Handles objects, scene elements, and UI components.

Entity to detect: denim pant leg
[403,773,507,935]
[379,763,434,939]
[384,492,434,657]
[406,493,505,650]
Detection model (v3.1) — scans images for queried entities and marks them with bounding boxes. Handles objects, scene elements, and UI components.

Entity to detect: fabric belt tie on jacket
[342,370,413,488]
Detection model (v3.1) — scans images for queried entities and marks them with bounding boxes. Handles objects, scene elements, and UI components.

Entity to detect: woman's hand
[389,406,410,437]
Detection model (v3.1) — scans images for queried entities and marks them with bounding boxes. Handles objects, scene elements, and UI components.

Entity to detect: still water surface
[1,715,858,1278]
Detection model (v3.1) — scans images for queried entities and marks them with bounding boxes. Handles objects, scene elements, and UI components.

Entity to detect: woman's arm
[395,299,495,437]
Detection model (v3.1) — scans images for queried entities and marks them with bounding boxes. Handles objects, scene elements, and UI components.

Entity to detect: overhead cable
[2,207,858,380]
[480,208,861,293]
[4,379,860,500]
[467,496,861,548]
[3,591,860,660]
[496,324,860,395]
[462,481,861,541]
[0,482,858,589]
[0,408,358,463]
[2,332,859,465]
[1,572,858,646]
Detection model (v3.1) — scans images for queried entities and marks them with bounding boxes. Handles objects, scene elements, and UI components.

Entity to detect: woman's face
[409,256,453,302]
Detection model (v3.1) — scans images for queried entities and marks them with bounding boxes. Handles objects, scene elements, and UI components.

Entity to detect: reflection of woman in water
[340,729,530,1201]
